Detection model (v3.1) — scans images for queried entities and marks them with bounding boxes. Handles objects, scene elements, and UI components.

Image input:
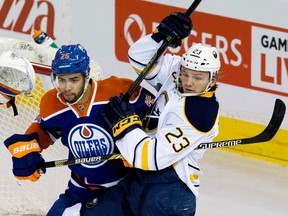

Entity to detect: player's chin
[64,96,76,103]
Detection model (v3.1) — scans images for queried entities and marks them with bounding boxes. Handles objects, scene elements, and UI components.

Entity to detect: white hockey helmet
[181,43,220,83]
[178,43,221,96]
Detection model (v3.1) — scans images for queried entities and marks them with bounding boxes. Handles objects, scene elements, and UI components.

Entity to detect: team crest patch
[145,95,155,107]
[68,123,114,168]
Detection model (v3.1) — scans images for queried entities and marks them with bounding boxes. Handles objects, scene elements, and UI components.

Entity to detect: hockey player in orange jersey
[4,44,155,215]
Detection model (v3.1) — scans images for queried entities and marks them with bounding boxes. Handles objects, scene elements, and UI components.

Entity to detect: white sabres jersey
[116,34,220,198]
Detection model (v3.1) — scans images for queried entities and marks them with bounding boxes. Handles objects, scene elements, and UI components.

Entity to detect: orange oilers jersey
[26,76,155,187]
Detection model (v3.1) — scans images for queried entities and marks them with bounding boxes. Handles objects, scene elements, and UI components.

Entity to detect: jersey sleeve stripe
[141,140,150,170]
[133,136,149,166]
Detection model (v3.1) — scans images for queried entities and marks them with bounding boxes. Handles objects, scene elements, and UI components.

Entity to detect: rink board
[216,116,288,166]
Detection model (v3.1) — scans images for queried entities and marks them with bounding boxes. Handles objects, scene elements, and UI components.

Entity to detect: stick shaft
[123,0,202,100]
[196,98,285,149]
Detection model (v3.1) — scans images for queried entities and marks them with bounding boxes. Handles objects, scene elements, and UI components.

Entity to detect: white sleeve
[128,33,163,70]
[128,34,181,90]
[116,112,218,171]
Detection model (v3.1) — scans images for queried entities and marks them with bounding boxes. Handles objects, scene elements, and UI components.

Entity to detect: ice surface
[197,149,288,216]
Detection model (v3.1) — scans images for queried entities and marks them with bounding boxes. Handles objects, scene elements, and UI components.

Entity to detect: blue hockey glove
[152,12,192,48]
[101,93,142,139]
[4,132,46,182]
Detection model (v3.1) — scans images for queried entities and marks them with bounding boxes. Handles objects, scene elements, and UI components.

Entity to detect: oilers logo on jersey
[68,123,114,168]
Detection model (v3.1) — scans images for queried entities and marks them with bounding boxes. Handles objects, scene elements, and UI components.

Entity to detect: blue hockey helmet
[52,44,90,78]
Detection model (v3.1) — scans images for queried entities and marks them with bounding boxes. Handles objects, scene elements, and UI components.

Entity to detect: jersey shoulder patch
[184,95,219,133]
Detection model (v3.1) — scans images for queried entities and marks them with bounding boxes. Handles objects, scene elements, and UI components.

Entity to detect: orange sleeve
[95,76,141,101]
[25,122,54,150]
[39,89,67,117]
[24,89,62,150]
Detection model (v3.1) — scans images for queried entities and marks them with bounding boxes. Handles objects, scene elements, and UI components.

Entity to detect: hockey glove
[102,93,142,140]
[4,132,46,182]
[151,12,192,48]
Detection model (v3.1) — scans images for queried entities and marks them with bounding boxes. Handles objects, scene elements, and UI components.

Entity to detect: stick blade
[242,98,286,144]
[196,98,286,149]
[260,98,286,140]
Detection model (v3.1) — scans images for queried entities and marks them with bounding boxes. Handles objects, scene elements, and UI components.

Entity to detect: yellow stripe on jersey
[190,174,199,181]
[132,65,157,75]
[199,90,215,98]
[141,139,150,170]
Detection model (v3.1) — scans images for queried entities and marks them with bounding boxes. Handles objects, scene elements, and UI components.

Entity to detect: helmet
[51,44,91,105]
[52,44,90,78]
[181,43,220,82]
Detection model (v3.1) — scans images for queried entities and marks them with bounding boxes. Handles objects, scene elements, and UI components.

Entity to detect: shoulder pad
[184,95,219,132]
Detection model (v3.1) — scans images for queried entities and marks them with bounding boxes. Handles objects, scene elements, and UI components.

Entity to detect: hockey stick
[39,98,286,169]
[123,0,202,100]
[196,98,286,149]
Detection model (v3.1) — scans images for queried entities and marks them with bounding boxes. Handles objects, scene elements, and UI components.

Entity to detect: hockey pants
[80,166,196,216]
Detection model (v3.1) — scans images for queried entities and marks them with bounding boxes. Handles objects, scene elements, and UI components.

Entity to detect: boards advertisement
[0,0,287,163]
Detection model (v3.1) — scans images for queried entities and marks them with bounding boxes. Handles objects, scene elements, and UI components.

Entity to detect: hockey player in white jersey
[81,11,221,216]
